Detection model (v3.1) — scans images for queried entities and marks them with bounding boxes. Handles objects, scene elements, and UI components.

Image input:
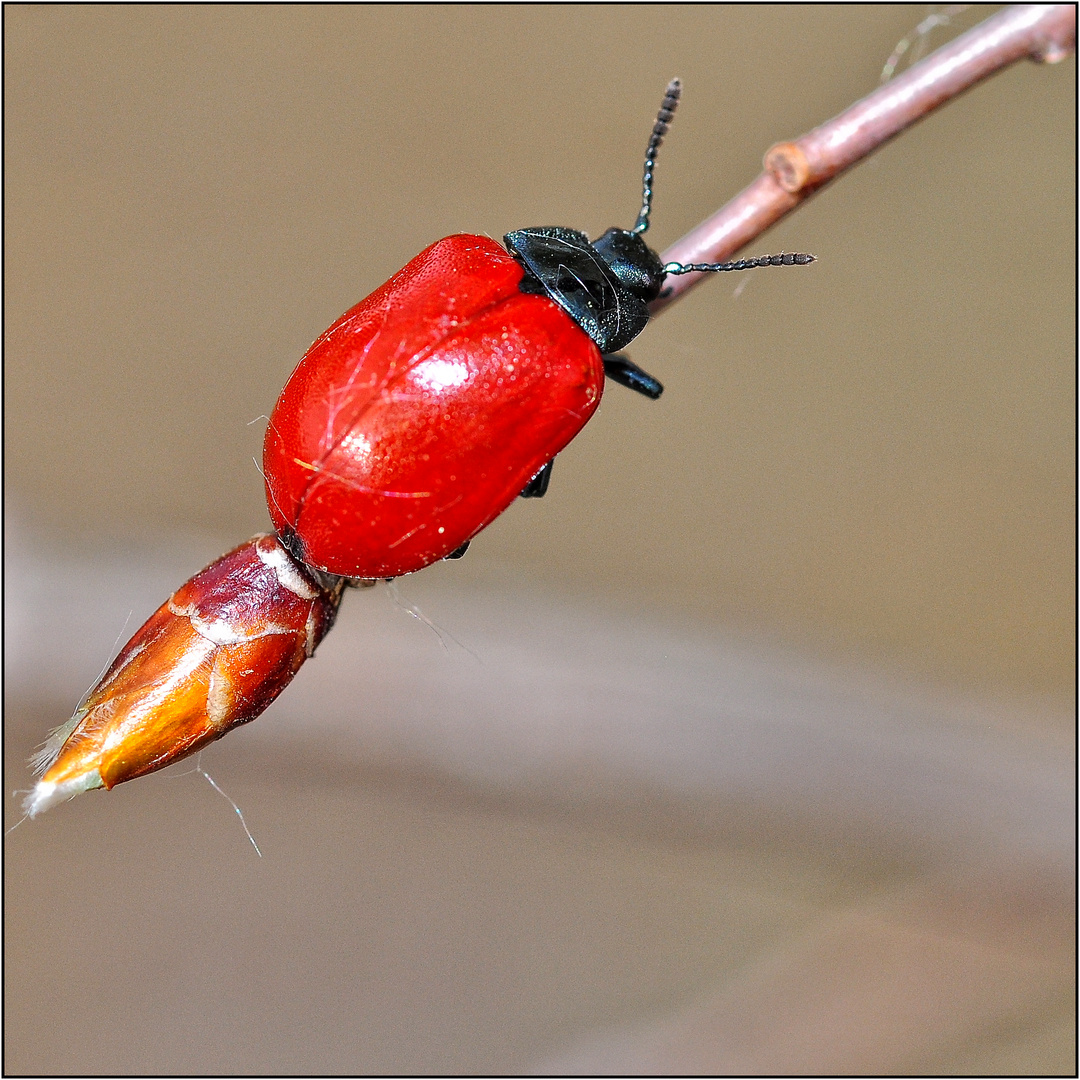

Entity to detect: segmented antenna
[663,252,817,274]
[631,78,682,236]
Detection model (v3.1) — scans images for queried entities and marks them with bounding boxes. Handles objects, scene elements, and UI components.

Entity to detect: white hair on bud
[23,769,104,818]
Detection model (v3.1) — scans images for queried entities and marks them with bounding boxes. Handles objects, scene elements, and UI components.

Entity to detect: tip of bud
[24,769,104,818]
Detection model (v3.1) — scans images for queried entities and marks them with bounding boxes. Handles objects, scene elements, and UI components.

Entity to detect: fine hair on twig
[881,5,970,83]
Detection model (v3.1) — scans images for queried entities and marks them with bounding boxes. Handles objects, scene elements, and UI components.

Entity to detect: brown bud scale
[26,535,343,817]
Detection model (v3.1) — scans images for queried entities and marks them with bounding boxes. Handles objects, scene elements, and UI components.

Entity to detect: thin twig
[652,3,1076,314]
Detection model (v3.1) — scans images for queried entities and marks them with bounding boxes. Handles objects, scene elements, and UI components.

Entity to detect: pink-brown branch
[652,3,1076,313]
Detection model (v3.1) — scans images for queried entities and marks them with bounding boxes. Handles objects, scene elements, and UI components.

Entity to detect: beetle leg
[444,541,471,560]
[602,353,664,399]
[520,459,554,499]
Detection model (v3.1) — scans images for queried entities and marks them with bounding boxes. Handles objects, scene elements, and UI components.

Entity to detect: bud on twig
[25,535,343,817]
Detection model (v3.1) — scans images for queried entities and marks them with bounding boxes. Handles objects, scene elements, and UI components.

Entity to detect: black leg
[602,354,663,399]
[520,459,554,498]
[444,540,470,560]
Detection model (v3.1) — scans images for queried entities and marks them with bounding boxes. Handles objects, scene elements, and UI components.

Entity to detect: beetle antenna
[631,78,682,236]
[663,252,817,274]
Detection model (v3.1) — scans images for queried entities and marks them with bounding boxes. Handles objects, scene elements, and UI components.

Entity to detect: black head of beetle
[505,79,815,360]
[504,225,664,354]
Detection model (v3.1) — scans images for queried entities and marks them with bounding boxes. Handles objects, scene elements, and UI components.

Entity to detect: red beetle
[263,79,813,579]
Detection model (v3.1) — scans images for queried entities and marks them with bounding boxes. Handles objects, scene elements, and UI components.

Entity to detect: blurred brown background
[5,6,1074,1075]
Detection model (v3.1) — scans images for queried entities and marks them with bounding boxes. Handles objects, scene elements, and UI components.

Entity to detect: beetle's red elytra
[263,234,604,579]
